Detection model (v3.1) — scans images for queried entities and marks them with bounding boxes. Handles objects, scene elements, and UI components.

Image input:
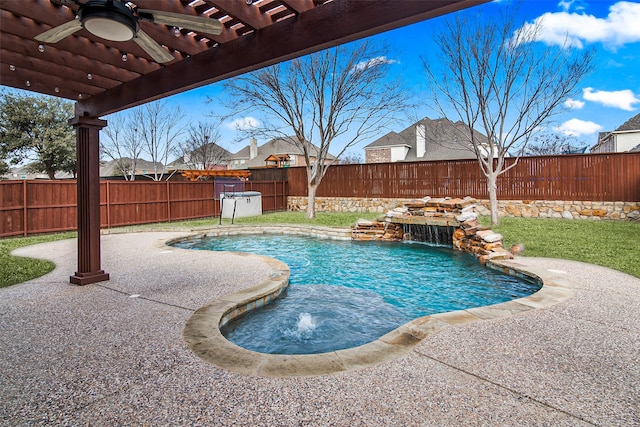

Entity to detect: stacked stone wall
[351,196,514,264]
[287,196,640,220]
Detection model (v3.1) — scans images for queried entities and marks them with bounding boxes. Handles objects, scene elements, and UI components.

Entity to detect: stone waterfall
[351,196,515,264]
[401,223,456,246]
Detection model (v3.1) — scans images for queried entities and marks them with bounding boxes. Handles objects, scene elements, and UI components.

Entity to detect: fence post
[22,180,27,237]
[167,180,171,222]
[106,181,111,229]
[282,180,287,212]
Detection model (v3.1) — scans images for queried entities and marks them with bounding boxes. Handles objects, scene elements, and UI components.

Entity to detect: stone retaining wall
[287,196,640,220]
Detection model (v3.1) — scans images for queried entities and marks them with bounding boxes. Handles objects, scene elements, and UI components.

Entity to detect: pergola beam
[76,0,486,117]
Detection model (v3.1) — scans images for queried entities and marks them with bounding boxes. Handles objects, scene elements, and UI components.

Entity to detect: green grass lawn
[0,232,76,288]
[234,211,379,227]
[488,217,640,278]
[2,213,638,288]
[111,211,380,230]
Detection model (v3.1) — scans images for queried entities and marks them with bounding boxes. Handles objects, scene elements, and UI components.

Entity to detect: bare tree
[101,112,143,180]
[520,132,586,156]
[175,122,228,170]
[425,5,594,224]
[133,100,185,181]
[339,151,363,164]
[223,40,408,218]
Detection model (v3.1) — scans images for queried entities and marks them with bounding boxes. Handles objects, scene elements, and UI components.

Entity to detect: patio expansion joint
[94,283,195,312]
[412,349,598,426]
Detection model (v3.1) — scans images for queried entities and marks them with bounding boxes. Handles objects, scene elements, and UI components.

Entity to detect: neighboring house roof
[365,131,409,149]
[2,164,73,180]
[365,117,484,162]
[591,132,611,151]
[594,131,609,143]
[230,136,335,168]
[630,144,640,153]
[100,158,162,177]
[168,144,232,170]
[164,158,188,170]
[166,160,227,171]
[615,112,640,132]
[591,112,640,152]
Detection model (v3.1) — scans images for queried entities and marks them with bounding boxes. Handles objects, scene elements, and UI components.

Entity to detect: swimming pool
[173,233,541,354]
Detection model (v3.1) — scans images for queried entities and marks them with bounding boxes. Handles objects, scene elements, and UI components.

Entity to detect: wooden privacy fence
[0,180,287,238]
[2,153,639,237]
[287,153,640,201]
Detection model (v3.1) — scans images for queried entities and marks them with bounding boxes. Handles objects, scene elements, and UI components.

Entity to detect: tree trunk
[46,163,56,179]
[487,172,499,225]
[307,183,318,219]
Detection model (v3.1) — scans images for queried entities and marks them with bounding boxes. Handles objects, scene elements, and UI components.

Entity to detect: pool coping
[174,225,572,378]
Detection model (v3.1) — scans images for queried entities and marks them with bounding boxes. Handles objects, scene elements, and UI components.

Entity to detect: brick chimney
[250,137,258,159]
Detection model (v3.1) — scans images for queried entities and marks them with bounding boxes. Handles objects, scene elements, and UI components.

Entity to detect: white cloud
[583,87,640,111]
[557,0,586,13]
[225,116,261,131]
[564,98,585,109]
[553,118,602,136]
[519,1,640,49]
[353,56,397,71]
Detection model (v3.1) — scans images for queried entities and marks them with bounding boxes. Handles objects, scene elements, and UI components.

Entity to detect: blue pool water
[173,234,540,354]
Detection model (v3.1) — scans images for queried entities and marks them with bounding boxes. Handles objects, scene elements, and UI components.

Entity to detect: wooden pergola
[181,169,251,181]
[264,154,290,168]
[0,0,487,285]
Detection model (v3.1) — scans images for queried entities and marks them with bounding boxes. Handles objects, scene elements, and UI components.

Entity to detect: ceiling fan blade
[133,29,175,63]
[34,19,83,43]
[138,9,223,35]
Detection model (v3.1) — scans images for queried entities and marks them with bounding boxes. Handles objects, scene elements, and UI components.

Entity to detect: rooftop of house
[614,112,640,132]
[168,144,232,170]
[591,112,640,151]
[99,158,163,178]
[230,136,335,168]
[2,164,73,180]
[365,117,485,161]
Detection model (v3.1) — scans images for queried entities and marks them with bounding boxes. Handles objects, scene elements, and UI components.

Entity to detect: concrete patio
[2,231,638,426]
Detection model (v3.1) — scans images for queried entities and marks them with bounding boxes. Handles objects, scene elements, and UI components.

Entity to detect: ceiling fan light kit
[80,0,138,42]
[33,0,223,64]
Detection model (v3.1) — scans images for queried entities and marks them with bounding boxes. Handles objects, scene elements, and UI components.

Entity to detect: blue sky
[162,0,640,158]
[5,1,639,159]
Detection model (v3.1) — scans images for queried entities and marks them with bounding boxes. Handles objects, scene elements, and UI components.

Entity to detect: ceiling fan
[34,0,223,63]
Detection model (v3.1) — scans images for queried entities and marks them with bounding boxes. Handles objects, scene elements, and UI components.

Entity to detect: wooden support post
[69,115,109,285]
